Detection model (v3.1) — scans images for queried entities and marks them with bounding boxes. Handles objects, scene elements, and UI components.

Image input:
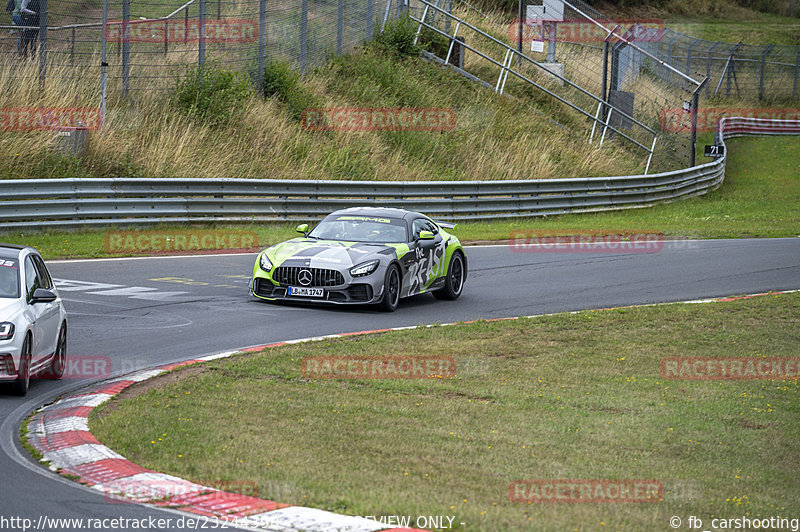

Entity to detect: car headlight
[350,260,380,277]
[0,322,14,341]
[259,253,273,272]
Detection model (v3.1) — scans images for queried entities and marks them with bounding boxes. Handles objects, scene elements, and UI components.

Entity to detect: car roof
[327,207,424,220]
[0,244,30,260]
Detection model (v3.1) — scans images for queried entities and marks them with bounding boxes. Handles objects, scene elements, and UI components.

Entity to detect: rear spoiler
[434,220,457,230]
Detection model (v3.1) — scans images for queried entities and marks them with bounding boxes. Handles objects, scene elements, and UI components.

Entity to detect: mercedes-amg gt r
[251,207,467,311]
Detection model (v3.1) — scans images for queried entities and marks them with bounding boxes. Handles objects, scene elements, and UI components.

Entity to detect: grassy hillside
[0,32,641,180]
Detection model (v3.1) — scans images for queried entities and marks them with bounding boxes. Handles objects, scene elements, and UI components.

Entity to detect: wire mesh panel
[0,0,385,109]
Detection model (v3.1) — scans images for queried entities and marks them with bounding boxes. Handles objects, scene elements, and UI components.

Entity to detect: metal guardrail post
[122,0,130,96]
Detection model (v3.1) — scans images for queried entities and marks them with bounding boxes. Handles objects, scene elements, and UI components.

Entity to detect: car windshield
[0,258,20,299]
[309,215,407,243]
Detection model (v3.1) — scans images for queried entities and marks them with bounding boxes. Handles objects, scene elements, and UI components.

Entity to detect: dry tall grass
[0,28,643,179]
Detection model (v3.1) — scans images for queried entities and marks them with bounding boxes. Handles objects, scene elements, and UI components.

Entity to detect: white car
[0,244,67,396]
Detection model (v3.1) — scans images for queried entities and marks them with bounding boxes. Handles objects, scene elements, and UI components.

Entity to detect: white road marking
[54,278,188,301]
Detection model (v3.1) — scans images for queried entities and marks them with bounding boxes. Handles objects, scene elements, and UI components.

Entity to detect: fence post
[257,0,266,92]
[759,44,773,101]
[794,50,800,98]
[300,0,308,75]
[122,0,129,96]
[366,0,374,40]
[38,0,47,89]
[185,7,188,44]
[337,0,344,55]
[517,0,522,68]
[689,78,708,168]
[199,0,206,68]
[705,41,721,98]
[686,38,700,77]
[71,27,75,66]
[666,33,680,82]
[164,20,169,56]
[601,39,609,121]
[100,0,108,129]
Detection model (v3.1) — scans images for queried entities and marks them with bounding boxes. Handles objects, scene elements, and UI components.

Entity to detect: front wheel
[378,265,401,312]
[433,251,466,300]
[12,336,31,396]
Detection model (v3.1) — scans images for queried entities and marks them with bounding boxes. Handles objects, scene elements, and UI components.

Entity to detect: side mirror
[296,223,309,235]
[31,288,57,304]
[418,230,435,240]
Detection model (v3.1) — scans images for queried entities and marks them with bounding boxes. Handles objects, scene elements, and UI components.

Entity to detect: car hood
[0,297,23,320]
[266,238,401,269]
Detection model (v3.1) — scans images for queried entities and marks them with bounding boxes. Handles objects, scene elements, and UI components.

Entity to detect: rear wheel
[12,335,31,396]
[433,251,465,300]
[378,265,401,312]
[49,324,67,379]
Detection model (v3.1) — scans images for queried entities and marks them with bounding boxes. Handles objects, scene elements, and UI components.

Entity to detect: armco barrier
[1,117,797,230]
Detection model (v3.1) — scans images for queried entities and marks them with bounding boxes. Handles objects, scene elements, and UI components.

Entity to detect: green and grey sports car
[251,207,467,311]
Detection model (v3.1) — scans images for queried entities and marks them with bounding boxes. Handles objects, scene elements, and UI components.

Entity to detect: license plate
[288,286,324,297]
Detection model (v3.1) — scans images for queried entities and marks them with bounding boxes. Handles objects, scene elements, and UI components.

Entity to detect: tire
[378,265,401,312]
[12,335,31,397]
[433,251,466,301]
[48,324,67,380]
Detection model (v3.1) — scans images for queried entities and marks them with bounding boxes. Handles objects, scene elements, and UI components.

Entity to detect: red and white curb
[25,289,798,531]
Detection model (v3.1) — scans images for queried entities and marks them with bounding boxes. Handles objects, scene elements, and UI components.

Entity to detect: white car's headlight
[259,253,273,272]
[350,260,380,277]
[0,322,14,341]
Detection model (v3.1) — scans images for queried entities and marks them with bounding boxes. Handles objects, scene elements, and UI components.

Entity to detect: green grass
[90,292,800,531]
[2,134,797,259]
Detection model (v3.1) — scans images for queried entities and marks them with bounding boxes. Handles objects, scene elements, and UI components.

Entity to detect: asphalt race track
[1,238,798,531]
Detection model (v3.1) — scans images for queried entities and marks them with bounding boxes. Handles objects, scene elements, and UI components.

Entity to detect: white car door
[23,255,56,365]
[31,254,60,357]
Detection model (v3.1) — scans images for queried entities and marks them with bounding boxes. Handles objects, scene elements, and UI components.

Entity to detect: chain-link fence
[0,0,384,100]
[564,0,799,102]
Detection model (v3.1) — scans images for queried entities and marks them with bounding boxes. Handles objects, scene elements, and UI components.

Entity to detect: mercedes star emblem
[298,269,313,286]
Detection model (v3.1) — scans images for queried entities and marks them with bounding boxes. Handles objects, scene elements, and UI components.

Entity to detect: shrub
[262,60,320,121]
[173,64,251,128]
[371,15,422,58]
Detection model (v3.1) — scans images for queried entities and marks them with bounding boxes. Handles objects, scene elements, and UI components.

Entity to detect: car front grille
[273,266,344,287]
